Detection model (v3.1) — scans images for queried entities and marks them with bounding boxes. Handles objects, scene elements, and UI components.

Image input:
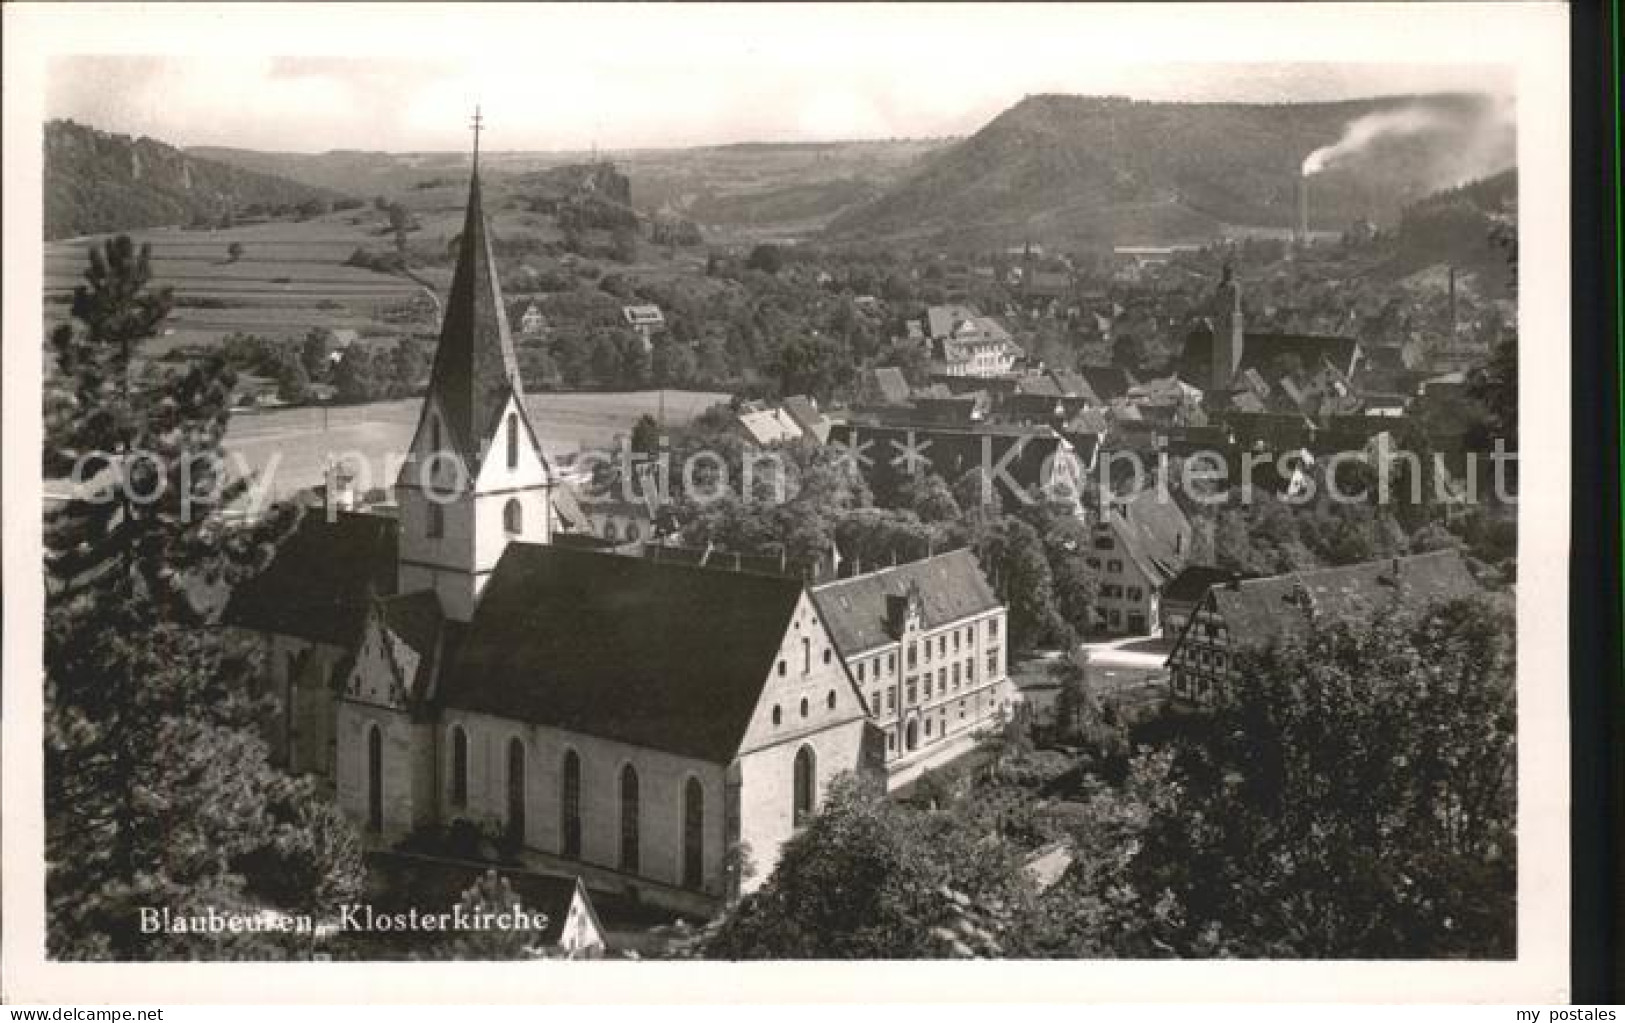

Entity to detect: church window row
[434,732,708,892]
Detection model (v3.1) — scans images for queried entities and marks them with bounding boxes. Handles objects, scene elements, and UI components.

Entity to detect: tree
[772,334,853,403]
[43,237,364,959]
[745,243,783,274]
[271,348,312,404]
[1051,659,1092,741]
[1467,330,1517,451]
[897,473,961,524]
[974,517,1072,654]
[651,337,697,387]
[609,227,639,264]
[300,329,334,382]
[226,241,244,263]
[428,871,549,960]
[332,346,383,403]
[1088,596,1516,958]
[630,413,662,456]
[389,336,431,395]
[387,202,414,255]
[702,774,1035,959]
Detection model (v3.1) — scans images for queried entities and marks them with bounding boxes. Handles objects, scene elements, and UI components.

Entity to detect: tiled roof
[422,170,525,471]
[1013,373,1062,397]
[780,395,830,443]
[826,422,1079,509]
[1048,370,1100,404]
[441,544,808,763]
[1064,409,1111,435]
[550,482,592,533]
[1079,366,1136,402]
[1162,566,1254,605]
[1104,489,1190,588]
[926,304,980,340]
[866,367,913,405]
[1209,549,1480,651]
[373,590,447,705]
[811,550,999,656]
[736,407,805,446]
[222,511,399,647]
[1179,325,1361,387]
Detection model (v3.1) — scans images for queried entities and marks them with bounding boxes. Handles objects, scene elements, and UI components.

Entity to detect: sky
[42,4,1515,154]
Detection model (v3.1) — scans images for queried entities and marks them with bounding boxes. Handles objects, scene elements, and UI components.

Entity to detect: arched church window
[506,413,519,469]
[428,502,444,539]
[366,725,383,832]
[430,415,440,454]
[793,746,816,826]
[604,521,619,542]
[561,750,581,858]
[503,499,522,535]
[682,777,704,891]
[450,726,468,807]
[506,737,526,843]
[627,522,641,541]
[619,764,640,872]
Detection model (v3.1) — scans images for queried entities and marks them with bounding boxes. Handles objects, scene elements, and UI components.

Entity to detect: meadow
[223,389,729,504]
[44,213,433,355]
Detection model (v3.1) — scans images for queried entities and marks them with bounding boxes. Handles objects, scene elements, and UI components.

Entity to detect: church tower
[395,113,553,622]
[1211,261,1245,391]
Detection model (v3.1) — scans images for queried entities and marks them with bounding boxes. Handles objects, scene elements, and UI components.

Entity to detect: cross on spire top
[470,105,484,169]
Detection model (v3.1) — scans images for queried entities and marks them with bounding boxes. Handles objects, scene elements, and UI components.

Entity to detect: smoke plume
[1300,93,1517,191]
[1302,106,1443,175]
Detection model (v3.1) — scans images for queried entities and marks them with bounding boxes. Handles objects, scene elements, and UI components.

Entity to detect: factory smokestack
[1295,173,1310,247]
[1448,265,1458,339]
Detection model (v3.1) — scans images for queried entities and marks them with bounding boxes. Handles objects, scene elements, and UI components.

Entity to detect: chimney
[886,594,910,637]
[1296,174,1309,246]
[325,457,356,518]
[1447,266,1458,341]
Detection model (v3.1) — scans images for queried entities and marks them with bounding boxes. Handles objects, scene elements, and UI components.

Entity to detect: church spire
[420,107,522,471]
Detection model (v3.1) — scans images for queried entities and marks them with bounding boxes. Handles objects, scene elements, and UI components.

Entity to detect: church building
[225,144,885,911]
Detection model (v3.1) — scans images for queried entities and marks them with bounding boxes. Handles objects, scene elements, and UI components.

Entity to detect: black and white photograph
[1,0,1574,1003]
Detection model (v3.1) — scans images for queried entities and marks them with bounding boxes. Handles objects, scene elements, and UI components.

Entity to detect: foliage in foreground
[44,236,365,960]
[702,595,1514,960]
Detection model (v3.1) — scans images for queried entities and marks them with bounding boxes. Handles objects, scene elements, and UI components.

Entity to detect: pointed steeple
[421,113,523,471]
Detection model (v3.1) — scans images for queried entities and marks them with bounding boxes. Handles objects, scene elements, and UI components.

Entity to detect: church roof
[1179,325,1361,388]
[810,549,1000,656]
[441,544,807,764]
[422,168,525,471]
[370,590,449,709]
[222,511,399,648]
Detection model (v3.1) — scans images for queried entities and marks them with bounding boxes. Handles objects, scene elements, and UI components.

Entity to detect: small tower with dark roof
[1211,260,1245,391]
[395,110,554,621]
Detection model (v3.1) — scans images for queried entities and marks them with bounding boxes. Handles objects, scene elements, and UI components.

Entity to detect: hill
[1382,168,1517,293]
[824,93,1514,250]
[193,138,948,241]
[45,120,349,240]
